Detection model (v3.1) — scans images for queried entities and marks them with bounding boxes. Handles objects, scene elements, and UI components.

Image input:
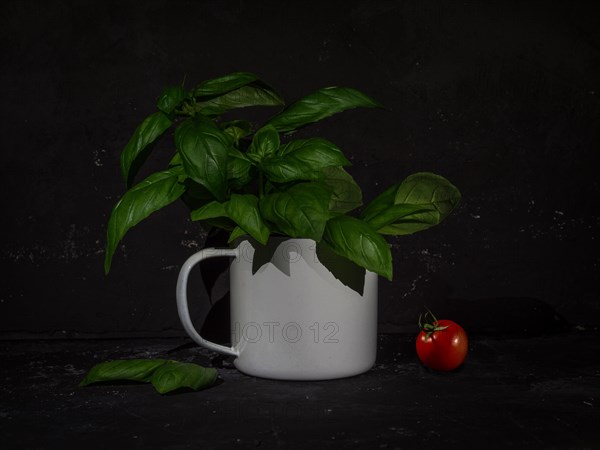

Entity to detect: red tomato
[416,313,468,371]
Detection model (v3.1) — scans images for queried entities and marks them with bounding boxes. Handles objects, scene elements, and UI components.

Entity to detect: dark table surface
[1,332,598,449]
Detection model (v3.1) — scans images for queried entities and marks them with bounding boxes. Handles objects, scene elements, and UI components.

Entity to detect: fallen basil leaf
[79,359,218,394]
[150,361,218,394]
[79,359,167,386]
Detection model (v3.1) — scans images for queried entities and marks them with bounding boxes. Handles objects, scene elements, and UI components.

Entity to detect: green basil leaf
[193,72,260,97]
[79,359,167,386]
[323,215,392,280]
[394,172,461,215]
[360,182,399,223]
[120,111,173,187]
[80,359,218,395]
[175,118,230,201]
[221,120,253,144]
[228,226,248,244]
[190,201,228,221]
[105,169,185,274]
[322,166,363,213]
[377,214,440,236]
[157,85,186,114]
[260,157,323,183]
[261,138,350,183]
[227,147,254,189]
[365,204,434,231]
[248,125,280,161]
[224,194,270,245]
[190,72,282,117]
[168,152,182,168]
[385,172,460,234]
[361,172,461,236]
[150,361,218,394]
[267,87,382,133]
[278,138,348,161]
[194,82,284,116]
[259,182,331,241]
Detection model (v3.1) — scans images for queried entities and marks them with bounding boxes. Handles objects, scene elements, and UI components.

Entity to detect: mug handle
[176,247,240,357]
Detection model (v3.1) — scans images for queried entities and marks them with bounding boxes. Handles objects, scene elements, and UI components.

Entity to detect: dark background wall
[1,0,598,338]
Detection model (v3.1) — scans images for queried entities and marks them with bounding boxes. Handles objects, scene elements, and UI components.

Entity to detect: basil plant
[105,72,460,281]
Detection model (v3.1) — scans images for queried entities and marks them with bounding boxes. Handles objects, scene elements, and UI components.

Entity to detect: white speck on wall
[93,148,106,167]
[401,274,425,299]
[318,40,330,62]
[181,239,199,249]
[470,213,481,219]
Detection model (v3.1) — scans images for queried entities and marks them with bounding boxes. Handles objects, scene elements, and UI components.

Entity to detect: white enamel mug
[176,238,378,380]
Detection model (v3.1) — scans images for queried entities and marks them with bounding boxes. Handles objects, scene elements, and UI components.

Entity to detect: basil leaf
[261,138,350,183]
[227,148,254,189]
[382,172,461,235]
[394,172,461,215]
[190,201,228,221]
[79,359,167,386]
[224,194,270,245]
[360,182,399,223]
[260,157,323,183]
[168,152,182,168]
[221,120,253,144]
[193,75,284,116]
[228,226,247,244]
[105,169,185,274]
[248,125,280,161]
[157,85,186,114]
[323,215,392,280]
[321,166,363,213]
[278,138,348,160]
[365,204,434,230]
[120,111,173,187]
[361,172,461,235]
[193,72,260,97]
[189,200,240,232]
[267,87,381,133]
[194,84,284,116]
[175,118,230,201]
[80,359,218,395]
[259,182,331,241]
[150,361,218,394]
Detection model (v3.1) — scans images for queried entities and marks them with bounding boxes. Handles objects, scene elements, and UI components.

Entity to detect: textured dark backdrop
[1,0,598,338]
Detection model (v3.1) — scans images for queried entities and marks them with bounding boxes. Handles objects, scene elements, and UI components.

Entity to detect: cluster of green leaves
[79,359,218,394]
[105,72,461,280]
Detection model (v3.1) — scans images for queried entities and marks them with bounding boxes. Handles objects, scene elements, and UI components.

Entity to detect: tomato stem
[418,307,449,338]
